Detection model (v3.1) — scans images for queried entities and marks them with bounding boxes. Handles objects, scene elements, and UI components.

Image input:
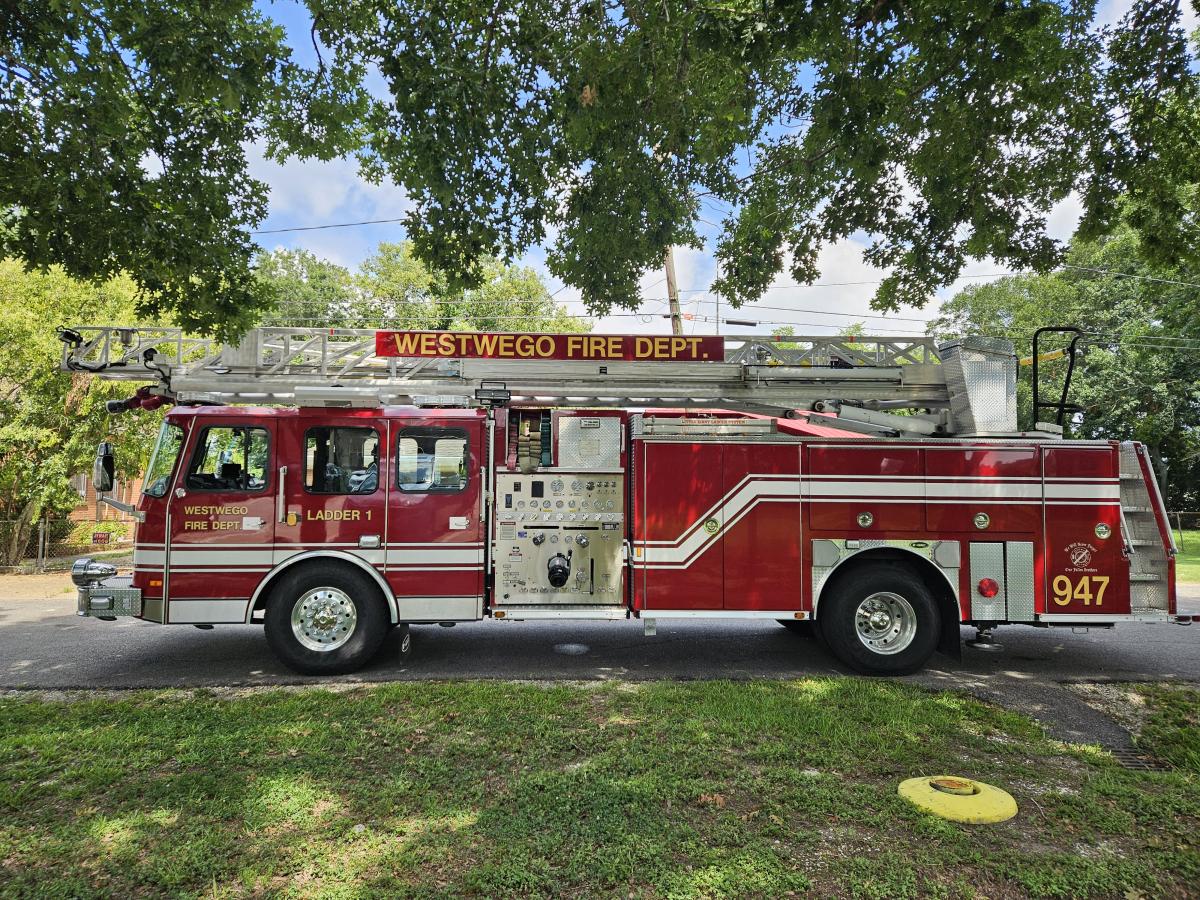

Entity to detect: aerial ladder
[58,326,1026,439]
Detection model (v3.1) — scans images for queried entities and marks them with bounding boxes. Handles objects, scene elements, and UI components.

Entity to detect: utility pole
[664,245,683,335]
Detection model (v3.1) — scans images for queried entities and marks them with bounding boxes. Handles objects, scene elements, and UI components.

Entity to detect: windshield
[142,422,185,498]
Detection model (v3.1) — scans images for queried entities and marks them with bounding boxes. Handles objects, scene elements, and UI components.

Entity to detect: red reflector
[977,578,1000,598]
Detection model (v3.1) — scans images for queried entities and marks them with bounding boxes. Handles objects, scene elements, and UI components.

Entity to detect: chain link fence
[0,517,133,572]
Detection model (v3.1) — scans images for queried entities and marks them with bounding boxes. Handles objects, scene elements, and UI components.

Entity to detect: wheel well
[246,554,396,624]
[814,548,961,660]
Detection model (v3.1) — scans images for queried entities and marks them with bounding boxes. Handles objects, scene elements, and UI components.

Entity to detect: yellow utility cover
[898,775,1017,824]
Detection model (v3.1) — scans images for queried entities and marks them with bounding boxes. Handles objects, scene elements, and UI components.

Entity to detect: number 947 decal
[1052,575,1110,606]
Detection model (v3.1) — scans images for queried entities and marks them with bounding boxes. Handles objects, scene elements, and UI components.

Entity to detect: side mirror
[93,441,115,493]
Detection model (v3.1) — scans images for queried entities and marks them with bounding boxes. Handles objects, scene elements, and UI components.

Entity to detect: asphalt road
[2,587,1197,747]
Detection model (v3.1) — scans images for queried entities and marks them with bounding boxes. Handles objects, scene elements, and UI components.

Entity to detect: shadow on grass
[0,679,1197,898]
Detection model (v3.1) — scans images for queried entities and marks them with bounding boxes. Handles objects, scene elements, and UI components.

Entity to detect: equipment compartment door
[632,441,724,610]
[1042,445,1128,615]
[385,419,485,612]
[166,419,276,622]
[721,443,803,611]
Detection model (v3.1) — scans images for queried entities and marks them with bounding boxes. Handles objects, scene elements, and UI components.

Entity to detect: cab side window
[305,427,380,495]
[186,426,270,492]
[396,428,469,493]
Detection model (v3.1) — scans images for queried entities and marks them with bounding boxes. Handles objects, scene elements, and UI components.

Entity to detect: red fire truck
[61,326,1181,675]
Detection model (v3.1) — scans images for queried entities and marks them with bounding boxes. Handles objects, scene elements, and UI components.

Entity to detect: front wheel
[818,564,940,675]
[265,566,389,675]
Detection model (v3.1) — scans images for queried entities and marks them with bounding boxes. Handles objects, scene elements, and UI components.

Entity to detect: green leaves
[2,2,1198,332]
[0,260,163,558]
[0,1,337,339]
[930,221,1200,507]
[255,242,587,333]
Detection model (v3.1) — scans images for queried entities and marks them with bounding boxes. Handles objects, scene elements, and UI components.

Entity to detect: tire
[265,565,389,675]
[817,563,940,676]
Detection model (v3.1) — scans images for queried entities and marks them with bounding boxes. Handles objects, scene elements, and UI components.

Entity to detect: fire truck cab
[63,327,1182,676]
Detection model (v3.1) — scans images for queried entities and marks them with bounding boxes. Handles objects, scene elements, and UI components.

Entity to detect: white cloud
[246,143,411,267]
[1044,192,1084,244]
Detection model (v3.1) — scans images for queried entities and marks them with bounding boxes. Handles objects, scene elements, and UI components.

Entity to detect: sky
[246,0,1198,338]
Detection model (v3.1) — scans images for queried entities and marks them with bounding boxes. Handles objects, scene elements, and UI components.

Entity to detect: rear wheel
[818,564,940,675]
[265,566,389,675]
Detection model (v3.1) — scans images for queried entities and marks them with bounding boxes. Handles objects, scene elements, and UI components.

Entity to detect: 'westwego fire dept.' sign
[375,331,725,362]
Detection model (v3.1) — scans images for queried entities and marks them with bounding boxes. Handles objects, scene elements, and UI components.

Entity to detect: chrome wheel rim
[854,591,917,656]
[291,587,357,652]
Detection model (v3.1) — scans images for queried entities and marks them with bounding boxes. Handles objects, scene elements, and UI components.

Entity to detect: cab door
[274,416,387,572]
[166,419,276,623]
[384,418,485,619]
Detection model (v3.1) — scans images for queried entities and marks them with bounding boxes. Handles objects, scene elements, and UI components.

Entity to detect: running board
[639,609,810,620]
[491,605,629,620]
[1037,613,1177,625]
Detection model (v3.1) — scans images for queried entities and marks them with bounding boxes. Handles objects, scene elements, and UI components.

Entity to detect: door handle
[276,465,288,523]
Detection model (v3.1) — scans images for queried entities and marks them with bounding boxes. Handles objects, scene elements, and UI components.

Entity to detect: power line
[675,272,1015,294]
[253,217,408,234]
[687,294,931,323]
[1060,265,1200,290]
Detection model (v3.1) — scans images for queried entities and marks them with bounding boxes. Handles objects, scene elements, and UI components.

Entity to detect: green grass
[1135,684,1200,773]
[1,680,1198,899]
[1174,529,1200,584]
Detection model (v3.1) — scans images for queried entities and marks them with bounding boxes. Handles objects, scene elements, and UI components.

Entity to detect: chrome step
[1129,573,1161,583]
[491,605,629,620]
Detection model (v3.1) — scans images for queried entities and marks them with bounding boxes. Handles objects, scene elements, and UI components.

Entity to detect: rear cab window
[304,427,380,495]
[396,428,469,493]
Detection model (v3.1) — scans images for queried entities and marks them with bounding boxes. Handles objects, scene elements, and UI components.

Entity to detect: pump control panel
[493,472,624,605]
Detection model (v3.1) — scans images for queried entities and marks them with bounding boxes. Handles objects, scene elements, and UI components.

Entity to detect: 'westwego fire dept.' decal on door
[375,331,725,362]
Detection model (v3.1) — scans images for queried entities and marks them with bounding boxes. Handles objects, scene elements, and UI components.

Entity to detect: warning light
[977,578,1000,598]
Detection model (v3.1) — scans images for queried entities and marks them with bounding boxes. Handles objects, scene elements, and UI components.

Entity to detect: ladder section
[1118,442,1172,613]
[59,326,1019,435]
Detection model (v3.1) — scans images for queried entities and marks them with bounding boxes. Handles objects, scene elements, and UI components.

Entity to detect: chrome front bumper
[77,576,142,618]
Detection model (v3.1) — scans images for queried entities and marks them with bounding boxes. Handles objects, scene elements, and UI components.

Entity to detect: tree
[0,261,162,563]
[930,224,1200,508]
[3,2,1198,335]
[256,249,359,329]
[257,242,588,333]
